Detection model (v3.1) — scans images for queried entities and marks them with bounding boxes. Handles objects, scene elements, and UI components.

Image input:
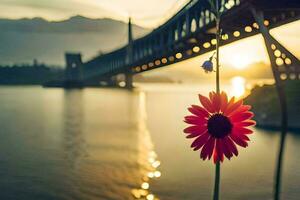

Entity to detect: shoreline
[245,80,300,131]
[255,124,300,132]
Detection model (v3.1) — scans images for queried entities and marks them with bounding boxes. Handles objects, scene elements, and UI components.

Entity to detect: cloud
[88,0,189,27]
[0,0,190,27]
[0,0,116,21]
[1,0,70,11]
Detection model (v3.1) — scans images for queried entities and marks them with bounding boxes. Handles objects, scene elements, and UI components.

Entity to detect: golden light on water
[154,171,161,177]
[146,194,155,200]
[148,157,155,163]
[230,76,246,98]
[131,92,161,199]
[152,161,161,168]
[148,172,154,178]
[141,182,150,190]
[131,189,148,199]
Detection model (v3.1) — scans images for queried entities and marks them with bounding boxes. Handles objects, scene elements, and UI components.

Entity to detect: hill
[245,80,300,130]
[0,16,149,66]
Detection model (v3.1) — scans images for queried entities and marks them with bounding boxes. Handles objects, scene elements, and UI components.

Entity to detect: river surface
[0,85,299,200]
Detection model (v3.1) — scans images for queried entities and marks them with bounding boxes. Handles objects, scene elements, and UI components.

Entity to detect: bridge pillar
[125,73,133,90]
[251,7,300,200]
[65,53,84,87]
[251,8,300,82]
[125,17,134,90]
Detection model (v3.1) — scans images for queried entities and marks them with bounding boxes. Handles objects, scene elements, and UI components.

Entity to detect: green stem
[216,17,220,94]
[213,161,221,200]
[213,1,221,200]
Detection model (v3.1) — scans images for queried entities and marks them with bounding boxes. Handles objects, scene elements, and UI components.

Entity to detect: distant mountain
[0,16,149,66]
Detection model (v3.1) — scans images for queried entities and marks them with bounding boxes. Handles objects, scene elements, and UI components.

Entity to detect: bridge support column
[64,53,84,88]
[125,73,133,90]
[251,8,300,82]
[251,7,300,200]
[125,17,134,90]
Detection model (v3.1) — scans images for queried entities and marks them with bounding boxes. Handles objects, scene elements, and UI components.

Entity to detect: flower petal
[200,137,215,160]
[228,105,251,117]
[199,94,214,113]
[209,92,214,101]
[221,137,234,159]
[225,137,238,156]
[235,120,256,127]
[224,96,235,112]
[230,112,254,123]
[184,116,207,125]
[211,92,221,113]
[224,99,243,116]
[239,134,250,141]
[184,125,207,134]
[186,132,204,138]
[230,134,248,148]
[191,132,210,150]
[188,105,210,118]
[220,91,228,112]
[185,126,207,138]
[233,126,253,135]
[213,139,224,163]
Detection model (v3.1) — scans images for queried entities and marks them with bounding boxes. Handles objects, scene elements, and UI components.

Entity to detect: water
[0,85,299,200]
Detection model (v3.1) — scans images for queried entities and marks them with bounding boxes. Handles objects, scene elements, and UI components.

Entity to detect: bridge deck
[82,0,300,80]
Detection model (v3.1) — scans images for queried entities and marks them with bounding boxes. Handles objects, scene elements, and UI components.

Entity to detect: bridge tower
[251,7,300,200]
[251,7,300,129]
[125,17,133,89]
[251,8,300,84]
[64,53,84,88]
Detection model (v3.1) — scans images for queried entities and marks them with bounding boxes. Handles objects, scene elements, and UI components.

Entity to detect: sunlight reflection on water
[131,92,161,200]
[230,76,246,98]
[139,83,300,200]
[0,84,299,200]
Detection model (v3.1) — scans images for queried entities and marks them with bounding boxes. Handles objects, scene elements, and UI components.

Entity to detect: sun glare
[230,55,252,70]
[230,76,246,98]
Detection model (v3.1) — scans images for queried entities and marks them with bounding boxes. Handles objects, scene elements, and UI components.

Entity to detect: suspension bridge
[44,0,300,89]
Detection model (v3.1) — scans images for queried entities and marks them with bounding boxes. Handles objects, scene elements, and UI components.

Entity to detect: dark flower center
[207,114,232,138]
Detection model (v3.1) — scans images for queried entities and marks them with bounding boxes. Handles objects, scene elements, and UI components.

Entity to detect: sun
[231,55,252,70]
[230,76,246,97]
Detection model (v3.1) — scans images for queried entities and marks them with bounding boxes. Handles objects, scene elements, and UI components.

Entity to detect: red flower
[184,91,256,163]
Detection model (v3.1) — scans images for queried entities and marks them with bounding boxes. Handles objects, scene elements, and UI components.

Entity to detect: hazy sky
[0,0,189,27]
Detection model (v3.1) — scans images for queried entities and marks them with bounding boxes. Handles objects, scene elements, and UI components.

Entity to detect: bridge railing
[84,47,127,78]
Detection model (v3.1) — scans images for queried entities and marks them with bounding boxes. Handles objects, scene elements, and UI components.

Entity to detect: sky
[0,0,190,27]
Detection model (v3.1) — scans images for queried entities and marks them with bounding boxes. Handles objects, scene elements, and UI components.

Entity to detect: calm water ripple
[0,85,299,200]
